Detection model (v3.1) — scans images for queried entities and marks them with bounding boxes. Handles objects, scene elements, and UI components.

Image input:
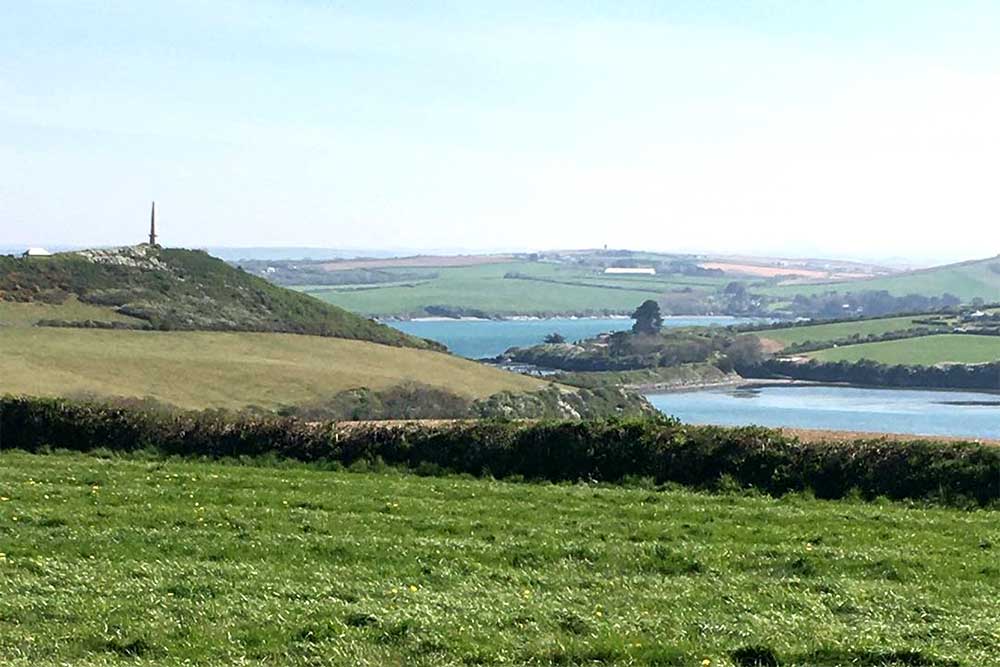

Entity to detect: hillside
[805,334,1000,365]
[0,245,431,348]
[757,315,937,349]
[0,327,551,410]
[760,255,1000,302]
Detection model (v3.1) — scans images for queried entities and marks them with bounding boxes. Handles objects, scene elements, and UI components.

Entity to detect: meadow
[0,327,547,410]
[0,298,144,328]
[805,334,1000,365]
[758,256,1000,302]
[0,450,996,666]
[300,262,731,317]
[757,316,932,348]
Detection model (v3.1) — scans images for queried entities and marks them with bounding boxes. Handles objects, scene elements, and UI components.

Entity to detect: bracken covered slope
[0,246,434,348]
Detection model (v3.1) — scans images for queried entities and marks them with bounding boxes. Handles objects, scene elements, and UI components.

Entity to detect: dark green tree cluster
[631,300,663,335]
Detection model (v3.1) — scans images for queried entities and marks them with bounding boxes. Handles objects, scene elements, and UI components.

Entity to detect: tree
[543,332,566,344]
[631,299,663,335]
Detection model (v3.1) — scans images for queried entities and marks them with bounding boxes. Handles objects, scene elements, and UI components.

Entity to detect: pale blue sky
[2,1,1000,262]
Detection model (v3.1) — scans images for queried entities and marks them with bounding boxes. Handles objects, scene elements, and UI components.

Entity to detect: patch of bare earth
[756,337,786,354]
[698,262,831,278]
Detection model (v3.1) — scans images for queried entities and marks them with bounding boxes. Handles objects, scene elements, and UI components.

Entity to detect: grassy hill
[757,315,939,348]
[0,326,549,411]
[760,255,1000,301]
[805,334,1000,365]
[0,250,658,418]
[3,450,996,665]
[0,246,430,348]
[0,297,146,328]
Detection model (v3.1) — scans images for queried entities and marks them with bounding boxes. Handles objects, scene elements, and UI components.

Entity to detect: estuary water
[388,316,761,359]
[645,385,1000,440]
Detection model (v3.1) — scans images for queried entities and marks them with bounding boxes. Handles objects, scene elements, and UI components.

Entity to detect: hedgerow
[1,395,997,505]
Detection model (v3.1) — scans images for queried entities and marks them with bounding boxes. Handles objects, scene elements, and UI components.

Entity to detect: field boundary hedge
[1,396,997,505]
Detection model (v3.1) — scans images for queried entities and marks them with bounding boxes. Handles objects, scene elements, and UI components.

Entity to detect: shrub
[1,395,997,506]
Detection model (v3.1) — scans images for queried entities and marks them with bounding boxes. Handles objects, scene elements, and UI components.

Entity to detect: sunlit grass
[806,334,1000,365]
[1,450,996,666]
[0,328,548,409]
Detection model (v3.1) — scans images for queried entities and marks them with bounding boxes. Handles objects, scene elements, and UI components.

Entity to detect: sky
[2,1,1000,264]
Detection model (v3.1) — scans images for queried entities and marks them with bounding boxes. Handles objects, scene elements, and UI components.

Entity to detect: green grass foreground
[0,451,997,666]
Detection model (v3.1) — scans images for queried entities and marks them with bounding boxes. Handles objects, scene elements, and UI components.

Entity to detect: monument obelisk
[149,202,158,246]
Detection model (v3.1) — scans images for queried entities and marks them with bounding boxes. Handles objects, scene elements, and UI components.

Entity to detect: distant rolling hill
[761,255,1000,302]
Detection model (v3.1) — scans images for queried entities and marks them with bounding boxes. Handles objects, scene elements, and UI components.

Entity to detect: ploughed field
[1,450,996,666]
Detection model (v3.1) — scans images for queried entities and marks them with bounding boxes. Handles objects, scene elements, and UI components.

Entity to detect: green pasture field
[757,316,933,347]
[0,327,547,409]
[303,262,730,317]
[758,256,1000,302]
[806,334,1000,365]
[0,451,996,666]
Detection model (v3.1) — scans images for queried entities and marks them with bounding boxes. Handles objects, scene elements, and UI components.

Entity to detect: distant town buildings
[604,267,656,275]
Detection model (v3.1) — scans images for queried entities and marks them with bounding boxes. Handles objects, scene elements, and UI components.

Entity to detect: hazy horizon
[4,1,1000,264]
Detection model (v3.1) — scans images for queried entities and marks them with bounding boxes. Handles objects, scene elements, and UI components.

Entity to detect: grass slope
[806,334,1000,365]
[0,327,547,409]
[302,261,730,317]
[761,256,1000,301]
[0,247,428,348]
[759,316,930,347]
[0,451,996,666]
[0,297,145,328]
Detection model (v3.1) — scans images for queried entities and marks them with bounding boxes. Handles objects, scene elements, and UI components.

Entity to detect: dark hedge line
[1,396,997,505]
[744,359,1000,391]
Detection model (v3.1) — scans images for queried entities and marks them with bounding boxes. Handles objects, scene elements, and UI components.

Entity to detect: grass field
[760,256,1000,301]
[758,316,932,347]
[806,334,1000,365]
[0,327,547,409]
[0,451,996,666]
[301,262,731,317]
[0,298,144,328]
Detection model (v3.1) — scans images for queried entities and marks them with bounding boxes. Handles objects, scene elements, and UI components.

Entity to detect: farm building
[604,267,655,275]
[22,247,53,257]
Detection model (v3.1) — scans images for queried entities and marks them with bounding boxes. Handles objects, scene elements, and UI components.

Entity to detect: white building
[22,247,53,257]
[604,267,655,275]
